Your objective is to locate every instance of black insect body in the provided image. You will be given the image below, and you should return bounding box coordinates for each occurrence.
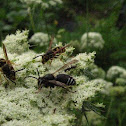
[0,44,25,85]
[41,50,55,64]
[33,36,69,64]
[0,44,16,84]
[2,63,16,81]
[26,60,78,91]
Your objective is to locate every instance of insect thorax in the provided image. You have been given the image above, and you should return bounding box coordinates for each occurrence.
[38,74,55,88]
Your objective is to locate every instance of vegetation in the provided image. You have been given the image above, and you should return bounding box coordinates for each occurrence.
[0,0,126,126]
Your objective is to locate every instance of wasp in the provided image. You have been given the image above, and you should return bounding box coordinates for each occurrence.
[0,43,24,85]
[26,59,78,91]
[33,36,70,64]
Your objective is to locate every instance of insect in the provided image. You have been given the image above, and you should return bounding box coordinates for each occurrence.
[0,43,24,85]
[33,36,70,64]
[26,59,78,91]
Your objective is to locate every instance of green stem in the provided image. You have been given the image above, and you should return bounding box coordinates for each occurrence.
[104,97,114,126]
[118,108,121,126]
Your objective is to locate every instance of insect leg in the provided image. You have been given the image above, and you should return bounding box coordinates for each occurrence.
[46,88,52,97]
[33,54,43,59]
[15,68,25,73]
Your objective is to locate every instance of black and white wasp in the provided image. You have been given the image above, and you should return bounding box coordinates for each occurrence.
[26,59,78,91]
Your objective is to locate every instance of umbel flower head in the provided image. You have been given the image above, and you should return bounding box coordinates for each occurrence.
[0,30,104,126]
[81,32,105,51]
[29,32,57,49]
[106,66,126,82]
[3,30,29,55]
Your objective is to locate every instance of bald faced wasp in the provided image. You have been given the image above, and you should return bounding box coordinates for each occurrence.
[33,36,70,64]
[26,59,78,91]
[0,43,24,85]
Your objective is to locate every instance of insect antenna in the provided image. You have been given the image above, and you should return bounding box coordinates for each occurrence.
[15,68,25,73]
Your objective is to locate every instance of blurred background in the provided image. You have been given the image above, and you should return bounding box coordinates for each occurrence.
[0,0,126,125]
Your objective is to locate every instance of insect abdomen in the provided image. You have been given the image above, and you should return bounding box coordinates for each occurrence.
[56,74,76,85]
[2,64,16,80]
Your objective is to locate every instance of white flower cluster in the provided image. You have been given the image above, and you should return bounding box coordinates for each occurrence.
[3,30,29,55]
[29,32,57,48]
[81,32,105,51]
[87,64,106,79]
[92,79,113,95]
[20,0,62,8]
[0,30,104,126]
[106,66,126,81]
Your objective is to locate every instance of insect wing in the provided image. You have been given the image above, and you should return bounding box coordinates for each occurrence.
[2,43,9,61]
[53,43,70,55]
[48,80,68,89]
[53,59,78,75]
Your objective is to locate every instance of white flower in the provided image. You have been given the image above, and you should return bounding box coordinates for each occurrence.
[88,64,106,79]
[29,32,57,48]
[3,30,29,55]
[92,79,113,95]
[81,32,105,50]
[106,66,126,81]
[20,0,63,8]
